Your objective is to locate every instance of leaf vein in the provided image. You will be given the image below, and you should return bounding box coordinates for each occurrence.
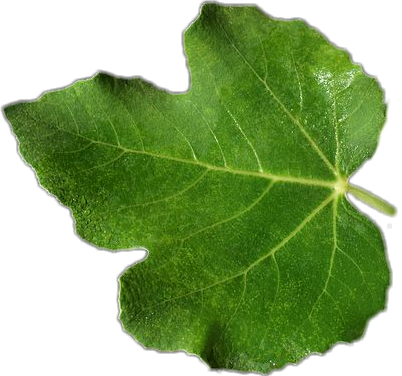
[65,104,80,135]
[289,47,304,112]
[71,87,100,138]
[52,123,336,188]
[190,101,227,166]
[217,20,336,175]
[118,169,209,211]
[54,141,94,154]
[115,96,145,151]
[180,180,275,241]
[306,198,338,319]
[212,273,248,350]
[336,246,375,304]
[245,194,334,272]
[222,102,264,173]
[93,98,122,147]
[80,151,126,172]
[138,82,198,160]
[133,194,333,314]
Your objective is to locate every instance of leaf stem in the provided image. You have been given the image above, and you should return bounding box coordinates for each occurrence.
[347,183,396,216]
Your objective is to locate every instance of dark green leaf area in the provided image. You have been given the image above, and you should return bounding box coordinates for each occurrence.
[120,197,388,373]
[187,4,385,178]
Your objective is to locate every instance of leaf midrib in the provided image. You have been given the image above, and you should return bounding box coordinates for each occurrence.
[55,125,337,189]
[215,19,338,176]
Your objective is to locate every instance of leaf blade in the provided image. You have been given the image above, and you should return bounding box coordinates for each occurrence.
[4,2,391,373]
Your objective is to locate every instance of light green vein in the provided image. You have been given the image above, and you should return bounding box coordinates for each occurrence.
[118,169,209,212]
[307,197,339,319]
[244,193,334,273]
[55,141,94,154]
[225,107,263,172]
[181,180,275,241]
[336,246,375,304]
[65,104,80,135]
[80,151,126,172]
[115,96,145,151]
[132,193,333,314]
[138,82,198,161]
[217,20,337,176]
[53,125,337,189]
[190,100,228,166]
[212,273,248,350]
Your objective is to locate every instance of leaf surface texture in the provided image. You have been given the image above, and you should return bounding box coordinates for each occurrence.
[4,3,389,373]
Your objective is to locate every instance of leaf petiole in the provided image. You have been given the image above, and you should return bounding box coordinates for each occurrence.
[347,183,396,216]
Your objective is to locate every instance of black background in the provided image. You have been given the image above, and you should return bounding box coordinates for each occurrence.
[0,1,402,375]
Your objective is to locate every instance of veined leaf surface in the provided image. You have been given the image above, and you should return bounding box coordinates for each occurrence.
[4,3,391,373]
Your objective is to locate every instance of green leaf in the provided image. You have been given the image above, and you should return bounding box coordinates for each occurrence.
[4,2,393,373]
